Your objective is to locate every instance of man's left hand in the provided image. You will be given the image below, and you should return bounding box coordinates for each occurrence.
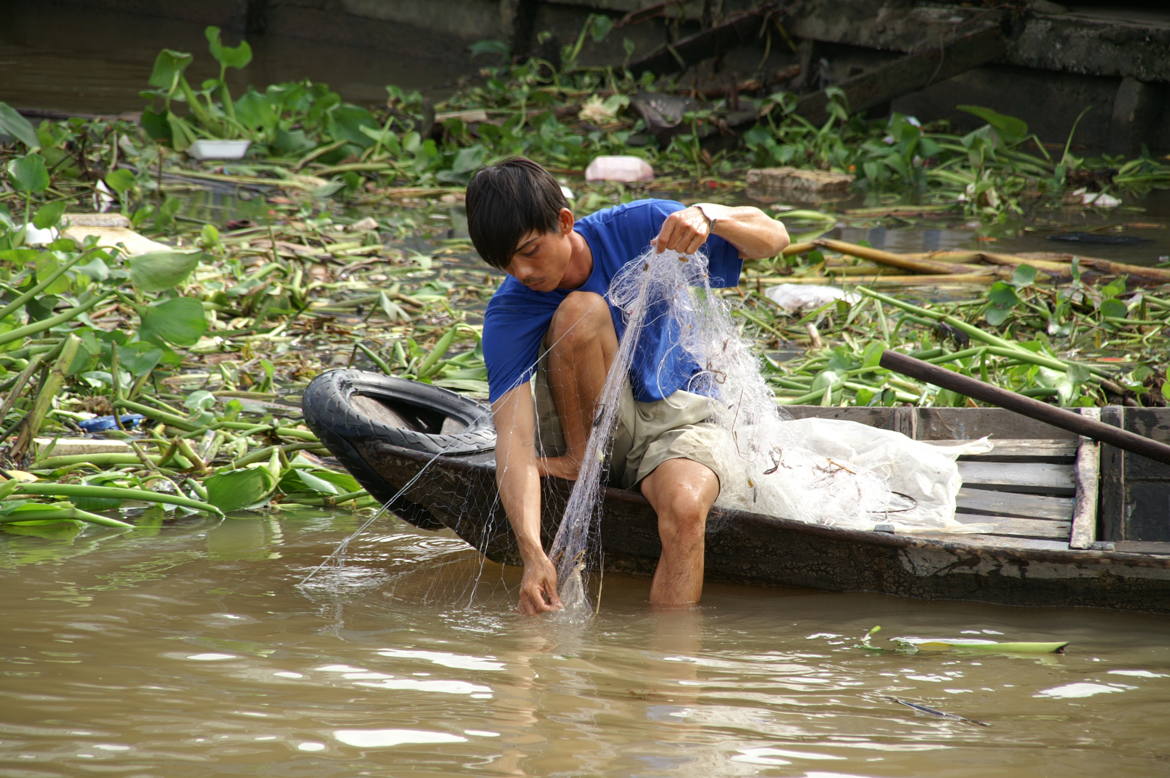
[653,205,715,255]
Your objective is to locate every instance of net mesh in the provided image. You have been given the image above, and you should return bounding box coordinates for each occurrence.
[546,246,985,616]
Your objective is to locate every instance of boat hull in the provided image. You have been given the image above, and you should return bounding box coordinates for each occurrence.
[357,436,1170,614]
[305,369,1170,613]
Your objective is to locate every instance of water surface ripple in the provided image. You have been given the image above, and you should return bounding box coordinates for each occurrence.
[1,515,1168,777]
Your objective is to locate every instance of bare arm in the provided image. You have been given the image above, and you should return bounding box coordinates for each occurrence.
[492,383,563,614]
[654,203,789,260]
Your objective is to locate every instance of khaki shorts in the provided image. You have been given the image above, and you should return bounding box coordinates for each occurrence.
[533,364,728,492]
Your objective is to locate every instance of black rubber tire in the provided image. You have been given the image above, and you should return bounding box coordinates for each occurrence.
[301,369,495,529]
[303,369,495,455]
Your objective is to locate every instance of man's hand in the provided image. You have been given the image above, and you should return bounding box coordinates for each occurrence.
[653,205,715,255]
[518,553,563,615]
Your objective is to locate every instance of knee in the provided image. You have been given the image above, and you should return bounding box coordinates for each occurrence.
[658,487,709,545]
[549,292,611,347]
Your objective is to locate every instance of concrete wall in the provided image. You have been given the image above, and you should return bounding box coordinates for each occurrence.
[10,0,1170,151]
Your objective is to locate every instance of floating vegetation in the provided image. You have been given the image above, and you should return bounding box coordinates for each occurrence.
[0,24,1168,530]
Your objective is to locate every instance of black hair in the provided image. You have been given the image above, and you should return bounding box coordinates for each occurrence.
[465,157,568,270]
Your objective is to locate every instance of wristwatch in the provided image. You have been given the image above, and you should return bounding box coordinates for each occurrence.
[695,203,717,233]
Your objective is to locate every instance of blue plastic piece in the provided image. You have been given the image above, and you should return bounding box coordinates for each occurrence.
[77,414,145,432]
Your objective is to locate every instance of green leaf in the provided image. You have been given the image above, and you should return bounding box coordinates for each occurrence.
[861,341,887,368]
[327,104,378,148]
[1011,264,1037,287]
[129,250,205,292]
[7,153,49,193]
[141,108,171,142]
[587,14,614,42]
[987,281,1019,308]
[148,49,194,91]
[0,101,39,150]
[205,466,278,513]
[234,90,276,133]
[139,297,208,346]
[104,168,137,197]
[985,307,1012,327]
[1099,298,1128,319]
[117,341,165,378]
[205,26,253,70]
[166,114,198,151]
[469,39,509,59]
[891,637,1068,654]
[32,201,66,229]
[1101,276,1128,299]
[284,468,341,495]
[957,105,1028,145]
[1162,368,1170,402]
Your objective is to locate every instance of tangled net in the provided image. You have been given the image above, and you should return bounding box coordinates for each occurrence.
[547,246,983,616]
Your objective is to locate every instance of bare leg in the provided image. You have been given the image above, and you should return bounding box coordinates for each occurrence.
[540,291,617,480]
[639,458,719,607]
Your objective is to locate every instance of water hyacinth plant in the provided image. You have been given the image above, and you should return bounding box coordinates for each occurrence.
[0,22,1168,530]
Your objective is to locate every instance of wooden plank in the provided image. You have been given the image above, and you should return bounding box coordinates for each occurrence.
[1070,408,1101,550]
[1118,406,1170,540]
[958,461,1075,493]
[1110,541,1170,555]
[956,488,1073,521]
[1098,406,1126,541]
[33,437,133,458]
[915,532,1072,552]
[628,7,773,77]
[795,25,1006,125]
[916,407,1080,442]
[961,438,1077,459]
[955,512,1070,540]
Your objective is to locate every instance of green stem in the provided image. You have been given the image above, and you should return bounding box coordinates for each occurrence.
[13,483,223,516]
[33,453,166,471]
[0,251,95,322]
[0,506,133,528]
[0,290,108,348]
[115,398,197,431]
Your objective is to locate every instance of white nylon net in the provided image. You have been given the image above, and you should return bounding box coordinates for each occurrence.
[548,246,986,616]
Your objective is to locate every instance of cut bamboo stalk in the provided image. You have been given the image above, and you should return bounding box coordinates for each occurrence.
[1076,256,1170,284]
[976,252,1072,279]
[782,241,818,256]
[755,274,999,286]
[813,238,1000,276]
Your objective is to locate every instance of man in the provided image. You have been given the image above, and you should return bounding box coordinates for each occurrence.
[466,157,789,614]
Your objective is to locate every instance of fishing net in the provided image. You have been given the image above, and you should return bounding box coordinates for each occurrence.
[548,246,987,615]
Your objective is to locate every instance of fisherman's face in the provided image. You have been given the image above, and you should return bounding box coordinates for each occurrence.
[504,208,574,293]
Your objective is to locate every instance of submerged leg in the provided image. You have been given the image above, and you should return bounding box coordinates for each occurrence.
[541,291,618,480]
[640,457,719,607]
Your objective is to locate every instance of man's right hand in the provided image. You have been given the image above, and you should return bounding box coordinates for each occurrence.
[518,554,563,615]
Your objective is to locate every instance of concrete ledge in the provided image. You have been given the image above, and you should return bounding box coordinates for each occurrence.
[787,0,1170,83]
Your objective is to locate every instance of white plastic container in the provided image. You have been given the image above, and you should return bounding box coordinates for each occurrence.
[188,140,251,160]
[584,155,654,183]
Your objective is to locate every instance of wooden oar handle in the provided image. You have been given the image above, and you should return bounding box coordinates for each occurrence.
[879,350,1170,466]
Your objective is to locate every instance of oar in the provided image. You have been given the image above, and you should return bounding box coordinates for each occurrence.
[879,350,1170,466]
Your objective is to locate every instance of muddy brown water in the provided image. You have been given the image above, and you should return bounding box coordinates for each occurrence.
[2,513,1168,777]
[6,15,1170,773]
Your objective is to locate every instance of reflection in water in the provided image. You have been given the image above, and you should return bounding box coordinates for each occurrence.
[1,513,1169,776]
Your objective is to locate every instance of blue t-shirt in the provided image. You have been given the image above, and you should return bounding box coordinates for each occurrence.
[482,199,742,403]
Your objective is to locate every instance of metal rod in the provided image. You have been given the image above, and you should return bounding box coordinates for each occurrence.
[879,350,1170,466]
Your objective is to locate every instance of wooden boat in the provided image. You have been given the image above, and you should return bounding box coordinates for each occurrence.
[302,369,1170,614]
